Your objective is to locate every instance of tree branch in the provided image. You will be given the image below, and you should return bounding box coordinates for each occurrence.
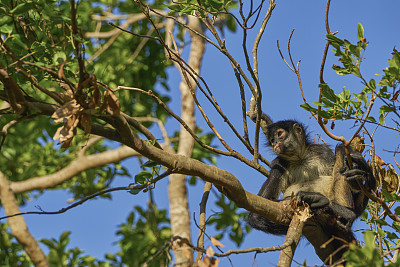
[10,145,138,193]
[0,172,48,267]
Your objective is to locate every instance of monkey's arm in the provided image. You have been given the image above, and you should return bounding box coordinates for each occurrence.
[296,191,330,209]
[340,148,377,217]
[340,150,377,192]
[296,191,357,231]
[250,112,273,137]
[247,158,289,235]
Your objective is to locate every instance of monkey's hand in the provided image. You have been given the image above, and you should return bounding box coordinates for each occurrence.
[250,113,273,124]
[296,191,330,209]
[340,153,376,192]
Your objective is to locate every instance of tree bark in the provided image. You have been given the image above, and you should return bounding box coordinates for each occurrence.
[10,145,138,193]
[278,208,309,267]
[167,15,205,266]
[0,172,49,267]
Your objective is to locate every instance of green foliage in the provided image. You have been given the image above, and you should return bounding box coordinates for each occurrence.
[36,205,171,267]
[0,0,174,264]
[112,205,171,267]
[40,232,108,267]
[344,231,400,266]
[168,0,237,17]
[0,222,33,266]
[344,231,387,266]
[301,23,400,127]
[0,0,171,201]
[207,194,250,246]
[166,0,237,34]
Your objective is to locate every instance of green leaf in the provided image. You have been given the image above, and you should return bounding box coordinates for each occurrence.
[0,16,12,27]
[391,52,400,69]
[367,79,376,90]
[0,23,13,34]
[372,218,388,226]
[40,239,57,249]
[312,101,328,107]
[300,103,314,112]
[377,227,385,237]
[141,160,159,168]
[348,44,360,58]
[380,105,396,113]
[59,231,71,242]
[128,188,141,195]
[364,231,375,249]
[381,188,400,201]
[10,2,35,15]
[320,83,337,102]
[12,34,29,50]
[53,51,67,65]
[326,34,344,46]
[134,171,152,184]
[357,23,364,41]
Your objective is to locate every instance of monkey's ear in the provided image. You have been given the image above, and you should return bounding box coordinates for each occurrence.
[293,123,303,136]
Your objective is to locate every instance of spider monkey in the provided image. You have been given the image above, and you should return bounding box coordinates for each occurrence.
[247,114,376,264]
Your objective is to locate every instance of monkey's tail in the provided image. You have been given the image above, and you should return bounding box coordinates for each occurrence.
[247,212,289,235]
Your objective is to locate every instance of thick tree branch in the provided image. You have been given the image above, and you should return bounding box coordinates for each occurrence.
[10,145,138,193]
[1,92,291,225]
[111,114,291,223]
[0,172,48,267]
[0,68,26,114]
[278,207,309,267]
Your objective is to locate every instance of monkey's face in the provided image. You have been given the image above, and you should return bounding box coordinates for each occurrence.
[267,122,306,159]
[269,128,287,154]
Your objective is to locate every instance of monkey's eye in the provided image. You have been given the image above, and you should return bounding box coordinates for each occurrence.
[276,129,285,137]
[269,138,274,144]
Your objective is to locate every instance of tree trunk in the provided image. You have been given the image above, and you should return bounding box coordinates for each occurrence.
[167,16,205,266]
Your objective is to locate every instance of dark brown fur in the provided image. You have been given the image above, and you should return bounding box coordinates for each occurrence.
[248,118,376,264]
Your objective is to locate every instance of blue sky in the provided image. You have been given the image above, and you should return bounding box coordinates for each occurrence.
[4,1,400,266]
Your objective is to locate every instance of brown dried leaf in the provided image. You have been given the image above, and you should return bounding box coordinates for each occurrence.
[210,237,224,248]
[61,137,74,149]
[100,90,120,115]
[80,113,92,134]
[91,87,101,108]
[350,135,365,153]
[211,258,219,267]
[53,126,63,142]
[62,115,79,141]
[57,92,74,102]
[205,246,214,258]
[58,62,66,80]
[391,89,400,101]
[198,257,219,267]
[53,114,80,148]
[106,90,120,115]
[79,74,96,90]
[52,100,82,123]
[198,258,209,267]
[374,155,386,166]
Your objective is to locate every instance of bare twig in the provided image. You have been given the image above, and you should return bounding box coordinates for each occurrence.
[1,169,172,221]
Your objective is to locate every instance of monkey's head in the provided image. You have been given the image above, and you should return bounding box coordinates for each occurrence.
[266,120,309,158]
